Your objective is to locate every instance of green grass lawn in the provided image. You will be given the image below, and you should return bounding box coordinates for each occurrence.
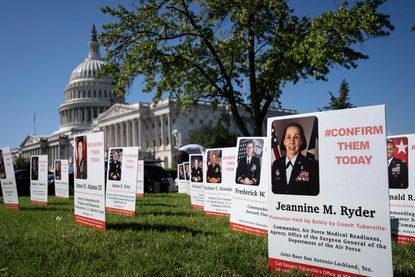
[0,194,414,276]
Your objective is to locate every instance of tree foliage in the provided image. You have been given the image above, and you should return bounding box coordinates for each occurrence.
[14,156,29,170]
[99,0,393,135]
[319,79,355,111]
[188,113,237,148]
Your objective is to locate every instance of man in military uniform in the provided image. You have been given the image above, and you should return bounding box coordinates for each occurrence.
[0,150,6,179]
[235,140,261,186]
[387,140,408,189]
[75,137,87,179]
[55,161,61,181]
[191,158,203,182]
[207,152,221,183]
[31,156,38,181]
[109,149,122,181]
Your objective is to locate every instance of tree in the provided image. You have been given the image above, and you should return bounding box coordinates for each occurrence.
[188,114,237,148]
[99,0,393,136]
[14,156,29,170]
[319,79,355,111]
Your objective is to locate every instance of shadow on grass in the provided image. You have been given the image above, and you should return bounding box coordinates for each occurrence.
[22,206,73,212]
[107,222,216,236]
[137,210,196,217]
[138,202,179,207]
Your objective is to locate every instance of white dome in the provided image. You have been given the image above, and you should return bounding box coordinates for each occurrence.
[70,58,106,82]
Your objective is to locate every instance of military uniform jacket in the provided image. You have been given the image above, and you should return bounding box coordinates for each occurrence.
[32,166,38,181]
[272,154,319,196]
[76,159,87,179]
[235,156,261,185]
[388,157,408,189]
[109,161,122,181]
[191,167,203,182]
[207,164,221,183]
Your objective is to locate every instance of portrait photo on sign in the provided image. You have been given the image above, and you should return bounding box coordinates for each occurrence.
[271,116,320,196]
[387,137,408,189]
[31,156,39,181]
[109,148,123,181]
[207,150,222,184]
[235,139,263,186]
[184,162,190,180]
[191,155,203,182]
[75,136,87,179]
[0,150,6,179]
[178,164,185,180]
[55,160,61,180]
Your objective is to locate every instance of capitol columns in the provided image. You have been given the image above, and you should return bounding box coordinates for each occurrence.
[126,120,132,147]
[132,119,137,146]
[160,115,165,149]
[115,123,120,146]
[138,119,143,149]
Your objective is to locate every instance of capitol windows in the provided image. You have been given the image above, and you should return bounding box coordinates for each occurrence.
[82,91,85,98]
[160,138,162,146]
[88,90,91,97]
[99,90,101,97]
[189,118,194,124]
[158,121,161,127]
[165,120,168,126]
[145,124,148,130]
[94,90,96,97]
[166,137,169,145]
[152,123,155,129]
[200,119,204,125]
[104,91,107,98]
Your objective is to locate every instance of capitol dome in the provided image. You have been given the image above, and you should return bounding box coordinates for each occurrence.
[58,25,115,131]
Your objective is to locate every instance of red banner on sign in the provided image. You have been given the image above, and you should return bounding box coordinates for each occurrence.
[106,207,135,216]
[396,234,415,244]
[191,204,203,210]
[204,210,229,217]
[230,222,267,235]
[74,215,106,232]
[31,200,47,205]
[268,258,368,277]
[5,203,19,209]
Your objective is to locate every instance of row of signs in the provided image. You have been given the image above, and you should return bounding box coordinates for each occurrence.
[0,142,145,217]
[1,105,414,276]
[175,105,414,276]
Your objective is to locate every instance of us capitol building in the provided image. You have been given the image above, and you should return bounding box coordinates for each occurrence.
[18,26,296,168]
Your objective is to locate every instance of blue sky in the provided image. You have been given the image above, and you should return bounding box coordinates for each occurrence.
[0,0,414,149]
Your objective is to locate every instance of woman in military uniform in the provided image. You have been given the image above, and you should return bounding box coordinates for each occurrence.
[271,122,319,196]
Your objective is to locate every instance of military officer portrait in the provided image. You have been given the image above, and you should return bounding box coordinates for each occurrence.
[31,156,39,181]
[191,155,203,182]
[178,164,185,180]
[0,150,6,179]
[207,150,222,183]
[75,136,87,179]
[184,162,190,180]
[235,139,262,186]
[387,138,408,189]
[271,119,319,196]
[55,160,62,181]
[109,149,123,181]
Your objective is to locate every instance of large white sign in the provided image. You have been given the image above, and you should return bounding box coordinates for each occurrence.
[204,147,236,217]
[388,134,415,244]
[30,155,48,205]
[230,137,268,235]
[267,106,393,276]
[106,147,138,215]
[190,154,205,210]
[136,160,144,197]
[54,159,69,198]
[74,132,106,231]
[0,147,19,209]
